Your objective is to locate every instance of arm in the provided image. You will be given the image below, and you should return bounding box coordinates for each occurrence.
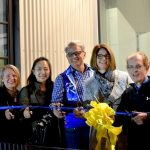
[18,87,32,118]
[18,87,30,105]
[114,91,130,127]
[51,75,65,103]
[51,75,66,118]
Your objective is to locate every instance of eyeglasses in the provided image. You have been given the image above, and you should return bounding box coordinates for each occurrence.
[66,51,83,57]
[127,65,144,70]
[97,54,110,59]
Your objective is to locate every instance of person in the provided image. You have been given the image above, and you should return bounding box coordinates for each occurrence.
[0,64,21,143]
[18,57,56,146]
[51,40,94,149]
[83,43,132,150]
[114,51,150,150]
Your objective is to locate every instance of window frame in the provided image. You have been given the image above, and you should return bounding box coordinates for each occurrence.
[0,0,14,65]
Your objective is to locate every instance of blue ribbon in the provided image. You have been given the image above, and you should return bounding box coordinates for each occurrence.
[0,105,133,116]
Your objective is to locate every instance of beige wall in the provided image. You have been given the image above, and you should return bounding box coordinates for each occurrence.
[99,0,150,72]
[19,0,98,86]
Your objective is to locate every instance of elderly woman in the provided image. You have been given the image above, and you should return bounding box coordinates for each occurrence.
[83,44,132,150]
[0,64,21,143]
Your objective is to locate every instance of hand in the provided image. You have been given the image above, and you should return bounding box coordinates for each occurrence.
[73,107,85,118]
[131,111,147,125]
[5,109,15,120]
[51,102,66,119]
[23,107,33,118]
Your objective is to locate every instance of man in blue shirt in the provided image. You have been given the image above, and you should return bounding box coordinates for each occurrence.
[52,40,93,149]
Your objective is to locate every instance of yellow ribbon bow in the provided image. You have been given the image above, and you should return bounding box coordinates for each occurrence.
[84,101,122,150]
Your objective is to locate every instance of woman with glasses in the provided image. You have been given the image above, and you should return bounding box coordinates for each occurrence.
[18,57,56,146]
[0,64,21,143]
[83,43,132,150]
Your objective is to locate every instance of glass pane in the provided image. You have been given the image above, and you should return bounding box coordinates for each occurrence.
[0,24,8,57]
[0,59,7,68]
[0,0,7,21]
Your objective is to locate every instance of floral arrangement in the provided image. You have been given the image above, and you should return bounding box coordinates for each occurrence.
[84,101,122,150]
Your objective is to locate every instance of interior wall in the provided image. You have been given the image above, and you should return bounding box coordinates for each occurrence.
[99,0,150,72]
[19,0,98,86]
[106,8,136,71]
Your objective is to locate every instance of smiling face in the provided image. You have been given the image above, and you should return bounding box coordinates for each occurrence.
[127,54,149,84]
[33,60,51,83]
[3,68,19,90]
[96,48,110,73]
[66,45,86,70]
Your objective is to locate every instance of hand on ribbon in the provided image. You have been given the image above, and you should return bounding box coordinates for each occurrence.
[51,102,66,119]
[23,107,33,118]
[5,109,15,120]
[131,111,147,125]
[73,107,85,118]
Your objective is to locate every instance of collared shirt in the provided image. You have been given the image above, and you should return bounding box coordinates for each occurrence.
[52,64,93,104]
[134,76,149,90]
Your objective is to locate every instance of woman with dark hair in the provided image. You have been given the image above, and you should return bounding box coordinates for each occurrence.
[18,57,56,146]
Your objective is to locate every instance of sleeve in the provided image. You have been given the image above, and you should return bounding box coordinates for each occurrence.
[18,87,30,105]
[114,91,130,127]
[146,112,150,121]
[51,75,65,103]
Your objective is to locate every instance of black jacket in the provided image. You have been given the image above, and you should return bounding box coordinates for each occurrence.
[114,77,150,150]
[0,86,20,143]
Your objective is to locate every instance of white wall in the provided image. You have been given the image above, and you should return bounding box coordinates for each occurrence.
[19,0,99,86]
[106,8,137,71]
[139,32,150,75]
[139,32,150,58]
[99,0,150,72]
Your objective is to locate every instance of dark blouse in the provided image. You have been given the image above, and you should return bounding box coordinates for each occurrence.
[0,85,20,143]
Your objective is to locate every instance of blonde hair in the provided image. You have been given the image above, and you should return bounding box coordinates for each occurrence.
[0,64,21,88]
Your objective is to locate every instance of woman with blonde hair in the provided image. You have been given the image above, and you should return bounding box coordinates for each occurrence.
[0,64,21,143]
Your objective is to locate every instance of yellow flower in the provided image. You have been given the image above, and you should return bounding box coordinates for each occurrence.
[84,101,122,150]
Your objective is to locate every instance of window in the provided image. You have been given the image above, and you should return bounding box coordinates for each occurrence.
[0,0,13,68]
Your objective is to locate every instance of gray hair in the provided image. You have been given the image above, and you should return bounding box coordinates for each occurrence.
[64,40,85,53]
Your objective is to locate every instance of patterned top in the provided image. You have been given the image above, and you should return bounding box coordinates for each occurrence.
[52,64,94,105]
[83,69,132,110]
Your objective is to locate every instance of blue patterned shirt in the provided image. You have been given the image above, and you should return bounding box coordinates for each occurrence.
[52,64,94,104]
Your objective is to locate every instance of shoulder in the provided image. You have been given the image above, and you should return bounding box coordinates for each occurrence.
[18,86,29,96]
[0,86,7,98]
[54,67,71,82]
[0,86,4,92]
[18,86,31,104]
[115,70,128,76]
[115,70,132,81]
[84,75,96,87]
[54,74,64,82]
